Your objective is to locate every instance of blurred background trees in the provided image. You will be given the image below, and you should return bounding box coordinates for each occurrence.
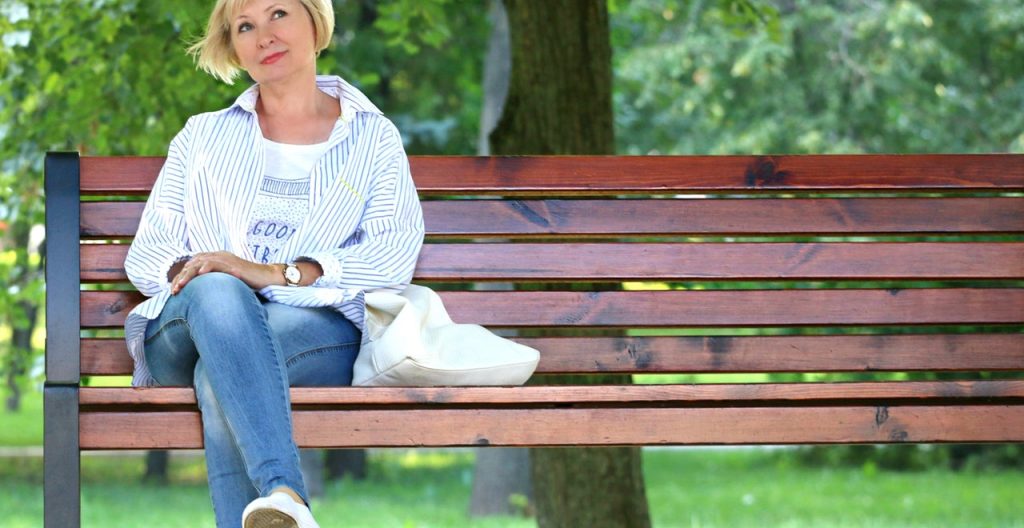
[1,0,1022,515]
[613,0,1024,154]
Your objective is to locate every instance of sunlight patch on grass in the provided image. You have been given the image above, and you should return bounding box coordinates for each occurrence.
[623,281,673,291]
[395,449,474,470]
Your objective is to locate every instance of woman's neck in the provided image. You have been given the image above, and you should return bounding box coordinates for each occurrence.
[256,77,332,120]
[255,76,341,144]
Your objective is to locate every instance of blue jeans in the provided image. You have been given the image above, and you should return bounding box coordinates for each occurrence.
[143,272,360,527]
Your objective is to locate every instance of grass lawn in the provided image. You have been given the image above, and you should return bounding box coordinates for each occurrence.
[1,447,1022,527]
[0,387,43,447]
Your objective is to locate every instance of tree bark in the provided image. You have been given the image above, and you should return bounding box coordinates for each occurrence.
[490,0,615,155]
[490,2,650,527]
[469,2,535,518]
[530,436,650,528]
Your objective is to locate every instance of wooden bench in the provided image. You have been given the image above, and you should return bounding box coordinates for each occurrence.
[44,152,1024,526]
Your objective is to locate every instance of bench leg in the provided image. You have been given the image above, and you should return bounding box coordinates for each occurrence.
[44,384,80,528]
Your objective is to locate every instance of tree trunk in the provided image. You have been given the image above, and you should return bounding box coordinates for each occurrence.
[478,0,512,156]
[526,374,650,528]
[4,370,19,412]
[300,449,326,497]
[490,0,615,155]
[143,450,169,485]
[470,448,533,517]
[469,1,535,519]
[490,2,650,527]
[5,300,35,411]
[530,439,649,528]
[325,449,368,481]
[5,301,36,412]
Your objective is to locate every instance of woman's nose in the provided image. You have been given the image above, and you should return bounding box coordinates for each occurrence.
[257,28,274,48]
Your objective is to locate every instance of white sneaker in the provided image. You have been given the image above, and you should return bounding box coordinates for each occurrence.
[241,491,321,528]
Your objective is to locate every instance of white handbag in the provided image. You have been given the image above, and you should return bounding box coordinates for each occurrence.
[353,284,540,387]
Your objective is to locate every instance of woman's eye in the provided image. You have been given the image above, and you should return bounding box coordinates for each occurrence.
[237,9,284,33]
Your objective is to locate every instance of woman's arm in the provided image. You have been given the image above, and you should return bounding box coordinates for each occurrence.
[167,252,324,294]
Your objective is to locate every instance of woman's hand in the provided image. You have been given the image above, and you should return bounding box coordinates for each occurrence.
[171,251,281,294]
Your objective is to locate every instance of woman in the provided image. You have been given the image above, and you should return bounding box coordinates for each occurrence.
[123,0,424,526]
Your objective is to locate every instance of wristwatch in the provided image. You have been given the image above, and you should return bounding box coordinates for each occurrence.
[284,264,301,287]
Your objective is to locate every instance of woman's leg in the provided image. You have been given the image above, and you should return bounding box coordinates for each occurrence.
[264,300,361,504]
[264,301,361,387]
[144,272,305,526]
[144,272,361,526]
[192,360,260,526]
[230,302,361,526]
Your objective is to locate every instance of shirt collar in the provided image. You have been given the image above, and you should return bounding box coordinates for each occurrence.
[232,75,384,124]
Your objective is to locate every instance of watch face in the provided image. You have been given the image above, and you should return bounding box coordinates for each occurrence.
[285,265,301,285]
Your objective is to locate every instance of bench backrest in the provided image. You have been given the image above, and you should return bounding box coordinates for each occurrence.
[45,153,1024,447]
[62,153,1024,374]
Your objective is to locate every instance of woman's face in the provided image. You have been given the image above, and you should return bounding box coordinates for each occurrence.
[231,0,318,85]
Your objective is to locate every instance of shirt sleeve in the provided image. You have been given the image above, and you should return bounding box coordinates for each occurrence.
[299,122,424,292]
[124,119,194,297]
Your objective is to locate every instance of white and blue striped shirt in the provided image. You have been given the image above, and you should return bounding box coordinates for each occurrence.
[124,75,425,387]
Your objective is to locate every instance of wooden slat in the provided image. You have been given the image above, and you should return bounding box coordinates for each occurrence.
[79,155,1024,194]
[80,157,163,193]
[80,198,1024,238]
[78,381,1024,407]
[80,288,1024,328]
[82,290,144,328]
[81,339,129,375]
[81,201,144,238]
[419,198,1024,236]
[81,244,130,282]
[411,242,1024,280]
[79,405,1024,449]
[80,334,1024,376]
[80,242,1024,283]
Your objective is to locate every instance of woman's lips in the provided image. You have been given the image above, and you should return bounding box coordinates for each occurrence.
[261,51,286,65]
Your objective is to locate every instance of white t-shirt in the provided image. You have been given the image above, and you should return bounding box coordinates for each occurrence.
[246,138,331,264]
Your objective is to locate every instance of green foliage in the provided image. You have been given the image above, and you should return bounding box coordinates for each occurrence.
[613,0,1024,154]
[373,0,454,54]
[791,443,1024,473]
[0,0,239,402]
[1,0,237,158]
[713,0,782,41]
[790,444,950,472]
[328,0,487,154]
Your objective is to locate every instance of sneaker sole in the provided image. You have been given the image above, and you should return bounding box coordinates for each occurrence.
[243,508,299,528]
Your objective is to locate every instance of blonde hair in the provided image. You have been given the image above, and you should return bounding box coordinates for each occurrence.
[187,0,334,84]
